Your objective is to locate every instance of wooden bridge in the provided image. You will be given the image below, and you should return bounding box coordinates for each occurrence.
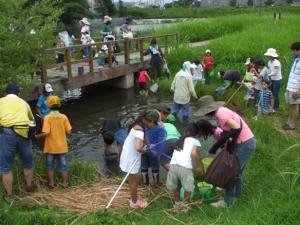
[27,33,179,100]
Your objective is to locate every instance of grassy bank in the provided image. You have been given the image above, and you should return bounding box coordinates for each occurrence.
[1,13,300,225]
[129,6,300,19]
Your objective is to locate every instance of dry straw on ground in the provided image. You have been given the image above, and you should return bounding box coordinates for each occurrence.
[20,178,149,213]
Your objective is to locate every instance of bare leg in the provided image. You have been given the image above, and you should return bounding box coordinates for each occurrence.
[174,187,180,202]
[183,191,191,203]
[62,172,69,188]
[2,172,13,196]
[24,169,33,187]
[287,104,299,128]
[47,171,55,186]
[163,163,170,171]
[129,174,139,203]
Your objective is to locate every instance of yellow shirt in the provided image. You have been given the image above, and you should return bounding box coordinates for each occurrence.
[0,94,34,138]
[42,111,72,154]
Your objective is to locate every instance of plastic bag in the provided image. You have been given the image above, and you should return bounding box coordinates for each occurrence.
[162,60,170,79]
[150,82,159,93]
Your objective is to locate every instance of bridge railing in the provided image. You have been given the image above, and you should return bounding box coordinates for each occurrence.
[42,33,179,83]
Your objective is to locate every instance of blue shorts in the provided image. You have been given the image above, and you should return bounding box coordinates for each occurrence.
[114,128,128,145]
[46,154,68,172]
[0,128,33,173]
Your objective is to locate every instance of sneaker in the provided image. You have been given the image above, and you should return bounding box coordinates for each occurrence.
[282,123,295,131]
[210,199,227,208]
[129,198,148,208]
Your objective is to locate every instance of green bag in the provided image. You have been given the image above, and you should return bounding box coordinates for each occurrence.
[209,69,216,77]
[245,72,254,81]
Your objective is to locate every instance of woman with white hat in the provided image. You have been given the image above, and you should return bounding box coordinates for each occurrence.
[264,48,282,111]
[194,95,256,208]
[79,17,91,35]
[101,15,112,41]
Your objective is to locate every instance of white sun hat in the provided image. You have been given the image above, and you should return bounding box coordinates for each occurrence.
[244,57,251,65]
[205,49,211,53]
[45,83,53,93]
[264,48,278,57]
[104,15,112,23]
[80,17,90,26]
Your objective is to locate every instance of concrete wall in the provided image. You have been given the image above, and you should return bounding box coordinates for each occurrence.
[107,72,135,89]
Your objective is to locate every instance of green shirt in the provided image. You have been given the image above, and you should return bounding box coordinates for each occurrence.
[164,123,181,140]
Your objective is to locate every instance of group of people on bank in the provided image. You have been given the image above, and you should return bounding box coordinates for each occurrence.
[0,39,300,213]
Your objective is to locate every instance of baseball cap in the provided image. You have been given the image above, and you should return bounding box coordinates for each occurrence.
[45,83,53,93]
[47,95,61,108]
[5,83,20,95]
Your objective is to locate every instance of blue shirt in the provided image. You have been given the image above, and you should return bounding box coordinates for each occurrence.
[36,95,50,116]
[258,89,272,110]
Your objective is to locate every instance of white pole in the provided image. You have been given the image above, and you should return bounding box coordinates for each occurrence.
[105,157,139,209]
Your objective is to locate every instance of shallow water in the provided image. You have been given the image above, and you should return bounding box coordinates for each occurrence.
[57,85,214,175]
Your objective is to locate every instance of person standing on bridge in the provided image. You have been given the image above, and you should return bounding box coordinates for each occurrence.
[101,15,113,41]
[171,61,198,121]
[0,84,36,198]
[144,38,163,81]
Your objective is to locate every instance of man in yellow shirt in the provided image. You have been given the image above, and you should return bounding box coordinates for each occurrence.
[0,84,35,197]
[35,96,72,189]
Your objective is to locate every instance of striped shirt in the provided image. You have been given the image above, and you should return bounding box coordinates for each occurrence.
[258,89,273,111]
[287,57,300,92]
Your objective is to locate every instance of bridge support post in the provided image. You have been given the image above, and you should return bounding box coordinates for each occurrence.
[108,72,134,89]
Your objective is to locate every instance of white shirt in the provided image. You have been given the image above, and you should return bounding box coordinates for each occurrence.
[170,137,201,169]
[119,128,144,174]
[192,64,203,80]
[267,59,282,81]
[287,57,300,92]
[80,25,90,35]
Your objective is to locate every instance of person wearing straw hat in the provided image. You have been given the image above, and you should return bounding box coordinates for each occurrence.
[171,61,198,121]
[194,95,256,208]
[101,15,112,41]
[264,48,282,111]
[282,42,300,131]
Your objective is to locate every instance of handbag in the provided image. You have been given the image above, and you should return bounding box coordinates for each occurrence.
[122,31,133,39]
[204,120,243,189]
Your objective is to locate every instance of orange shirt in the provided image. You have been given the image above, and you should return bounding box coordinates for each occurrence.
[42,111,72,154]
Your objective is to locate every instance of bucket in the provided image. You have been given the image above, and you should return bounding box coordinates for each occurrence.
[78,66,84,75]
[197,182,214,200]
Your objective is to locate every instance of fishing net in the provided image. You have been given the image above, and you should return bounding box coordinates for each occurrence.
[145,126,167,158]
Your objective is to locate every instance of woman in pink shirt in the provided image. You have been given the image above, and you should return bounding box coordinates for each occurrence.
[195,95,256,208]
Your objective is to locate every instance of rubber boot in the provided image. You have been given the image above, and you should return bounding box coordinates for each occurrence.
[152,173,162,186]
[141,172,149,186]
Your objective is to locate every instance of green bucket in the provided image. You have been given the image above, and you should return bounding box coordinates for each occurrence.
[197,182,214,201]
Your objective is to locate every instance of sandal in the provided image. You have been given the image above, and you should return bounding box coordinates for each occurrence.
[282,123,295,131]
[129,198,148,208]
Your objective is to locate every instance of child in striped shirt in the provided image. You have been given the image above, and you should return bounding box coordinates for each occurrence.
[256,80,274,118]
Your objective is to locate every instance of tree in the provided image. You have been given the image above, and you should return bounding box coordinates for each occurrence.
[247,0,254,6]
[0,0,62,85]
[102,0,117,16]
[265,0,274,5]
[118,0,128,17]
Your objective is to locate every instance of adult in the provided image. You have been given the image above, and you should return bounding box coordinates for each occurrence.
[282,42,300,131]
[219,70,242,90]
[80,17,91,60]
[264,48,282,111]
[195,95,256,207]
[36,83,54,120]
[0,84,35,197]
[79,17,91,36]
[100,15,112,41]
[144,38,163,81]
[171,61,198,121]
[120,17,133,39]
[202,49,214,85]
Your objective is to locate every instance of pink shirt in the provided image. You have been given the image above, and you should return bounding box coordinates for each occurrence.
[138,70,148,83]
[215,107,254,144]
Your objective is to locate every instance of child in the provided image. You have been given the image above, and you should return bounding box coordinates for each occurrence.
[81,31,92,60]
[256,80,274,118]
[138,68,151,96]
[35,96,72,189]
[160,114,181,171]
[142,110,166,186]
[119,115,148,208]
[202,49,214,85]
[166,123,204,212]
[192,59,204,86]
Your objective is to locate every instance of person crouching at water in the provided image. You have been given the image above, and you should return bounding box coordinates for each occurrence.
[119,115,148,208]
[166,123,204,213]
[35,96,72,189]
[195,95,256,208]
[142,110,166,186]
[101,119,128,159]
[160,114,181,171]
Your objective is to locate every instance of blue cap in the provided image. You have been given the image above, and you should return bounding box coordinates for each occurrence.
[5,83,20,95]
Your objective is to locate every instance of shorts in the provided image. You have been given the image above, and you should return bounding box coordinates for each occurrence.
[46,154,68,172]
[114,128,128,145]
[285,90,300,104]
[166,164,194,192]
[0,128,33,173]
[139,82,147,91]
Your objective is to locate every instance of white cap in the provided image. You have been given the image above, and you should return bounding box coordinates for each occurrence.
[245,57,251,65]
[264,48,278,58]
[205,49,211,53]
[45,83,53,93]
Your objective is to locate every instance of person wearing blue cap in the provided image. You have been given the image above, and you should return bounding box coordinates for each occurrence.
[0,84,35,197]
